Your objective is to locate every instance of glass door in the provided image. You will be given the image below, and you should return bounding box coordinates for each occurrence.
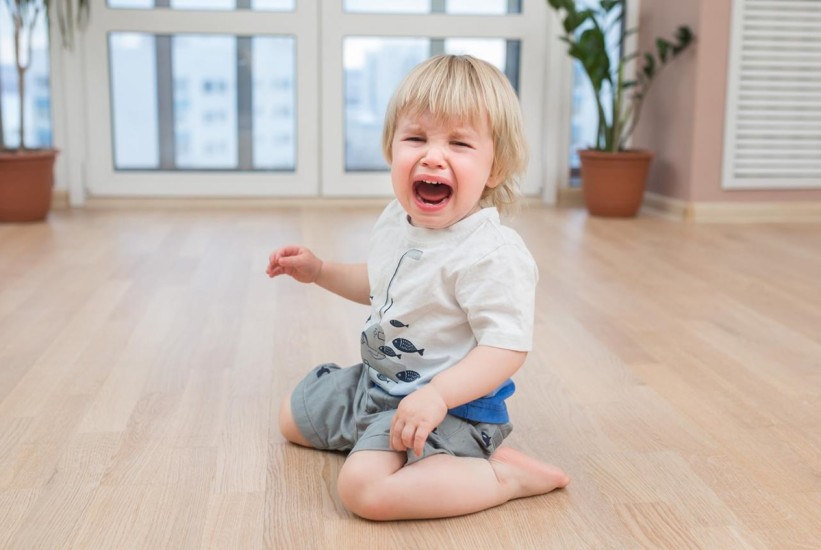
[81,0,319,197]
[75,0,553,199]
[321,0,549,197]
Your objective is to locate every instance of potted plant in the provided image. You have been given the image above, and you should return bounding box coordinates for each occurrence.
[0,0,89,222]
[546,0,694,217]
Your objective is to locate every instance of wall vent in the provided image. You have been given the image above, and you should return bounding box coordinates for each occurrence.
[722,0,821,189]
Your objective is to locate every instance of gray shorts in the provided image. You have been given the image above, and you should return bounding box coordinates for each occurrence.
[291,363,512,465]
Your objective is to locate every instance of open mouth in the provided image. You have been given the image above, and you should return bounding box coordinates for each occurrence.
[413,180,453,206]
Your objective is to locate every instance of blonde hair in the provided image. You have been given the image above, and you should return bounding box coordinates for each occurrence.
[382,54,528,214]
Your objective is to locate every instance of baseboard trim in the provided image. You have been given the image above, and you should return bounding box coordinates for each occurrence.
[557,187,584,208]
[54,194,548,211]
[643,192,821,223]
[81,196,394,210]
[641,192,691,221]
[52,189,69,209]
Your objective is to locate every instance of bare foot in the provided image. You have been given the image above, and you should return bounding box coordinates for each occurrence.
[489,447,570,500]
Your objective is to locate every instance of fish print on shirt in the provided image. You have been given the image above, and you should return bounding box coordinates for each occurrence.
[362,322,407,382]
[361,248,424,384]
[361,324,386,361]
[378,346,402,359]
[396,370,420,383]
[392,338,425,356]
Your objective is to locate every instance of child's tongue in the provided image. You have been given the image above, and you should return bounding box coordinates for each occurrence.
[416,182,451,204]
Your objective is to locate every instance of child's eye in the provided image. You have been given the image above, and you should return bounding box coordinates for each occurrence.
[404,136,424,143]
[452,141,472,148]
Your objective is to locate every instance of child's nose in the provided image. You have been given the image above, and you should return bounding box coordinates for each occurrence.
[421,145,446,169]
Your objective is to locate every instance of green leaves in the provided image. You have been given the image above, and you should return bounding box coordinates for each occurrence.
[601,0,624,12]
[644,25,695,80]
[655,27,693,63]
[656,38,671,63]
[545,0,694,151]
[577,27,610,92]
[674,25,695,53]
[563,8,596,34]
[642,53,656,80]
[547,0,575,12]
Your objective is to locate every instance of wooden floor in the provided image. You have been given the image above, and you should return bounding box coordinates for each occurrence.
[0,204,819,549]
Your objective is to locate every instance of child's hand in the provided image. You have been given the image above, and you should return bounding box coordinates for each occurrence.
[266,245,323,284]
[390,384,448,457]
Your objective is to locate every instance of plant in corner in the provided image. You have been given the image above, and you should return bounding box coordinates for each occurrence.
[0,0,89,222]
[546,0,694,217]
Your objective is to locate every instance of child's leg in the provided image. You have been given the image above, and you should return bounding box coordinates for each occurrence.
[278,391,314,448]
[337,448,569,521]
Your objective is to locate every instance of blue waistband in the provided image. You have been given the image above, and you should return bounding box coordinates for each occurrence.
[447,379,515,424]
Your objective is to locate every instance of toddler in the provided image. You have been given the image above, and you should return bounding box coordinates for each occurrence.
[267,54,568,520]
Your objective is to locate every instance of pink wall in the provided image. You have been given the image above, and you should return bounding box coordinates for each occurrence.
[634,0,821,203]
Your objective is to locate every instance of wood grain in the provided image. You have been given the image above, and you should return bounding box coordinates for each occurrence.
[0,205,819,548]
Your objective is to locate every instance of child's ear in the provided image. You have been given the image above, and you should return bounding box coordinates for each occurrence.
[486,171,502,189]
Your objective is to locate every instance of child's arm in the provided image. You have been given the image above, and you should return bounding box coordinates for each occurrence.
[266,245,370,305]
[389,345,526,457]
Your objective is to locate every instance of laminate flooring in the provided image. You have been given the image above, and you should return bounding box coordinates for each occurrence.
[0,205,819,549]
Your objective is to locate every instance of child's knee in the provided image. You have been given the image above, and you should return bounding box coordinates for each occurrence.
[337,452,403,521]
[278,394,312,447]
[338,462,383,520]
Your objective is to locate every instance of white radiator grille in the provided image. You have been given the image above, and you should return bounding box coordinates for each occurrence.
[722,0,821,189]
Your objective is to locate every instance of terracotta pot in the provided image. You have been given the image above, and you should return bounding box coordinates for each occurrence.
[0,149,58,222]
[578,149,654,218]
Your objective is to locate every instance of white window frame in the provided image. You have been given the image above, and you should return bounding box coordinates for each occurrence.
[51,0,567,204]
[68,0,319,199]
[320,1,552,198]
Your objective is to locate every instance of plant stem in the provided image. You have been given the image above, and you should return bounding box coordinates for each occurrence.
[13,11,26,151]
[619,94,641,150]
[611,61,625,152]
[595,96,608,150]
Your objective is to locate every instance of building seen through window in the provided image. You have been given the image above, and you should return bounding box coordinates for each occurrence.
[0,1,51,149]
[0,0,613,184]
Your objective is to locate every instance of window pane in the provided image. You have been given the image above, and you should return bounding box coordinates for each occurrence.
[173,35,237,169]
[444,38,519,94]
[444,38,507,77]
[570,62,598,172]
[251,0,294,10]
[171,0,235,10]
[107,0,154,9]
[344,0,430,13]
[107,0,294,11]
[109,32,296,172]
[344,38,429,171]
[447,0,516,15]
[253,37,295,170]
[0,1,52,149]
[344,37,519,172]
[110,33,160,169]
[344,0,520,14]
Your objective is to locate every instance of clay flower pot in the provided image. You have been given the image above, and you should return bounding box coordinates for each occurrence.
[0,149,58,222]
[578,149,654,218]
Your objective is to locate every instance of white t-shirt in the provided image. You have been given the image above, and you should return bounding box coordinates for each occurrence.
[361,200,538,397]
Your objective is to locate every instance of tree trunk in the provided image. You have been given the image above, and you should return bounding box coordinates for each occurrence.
[17,66,26,151]
[13,18,27,151]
